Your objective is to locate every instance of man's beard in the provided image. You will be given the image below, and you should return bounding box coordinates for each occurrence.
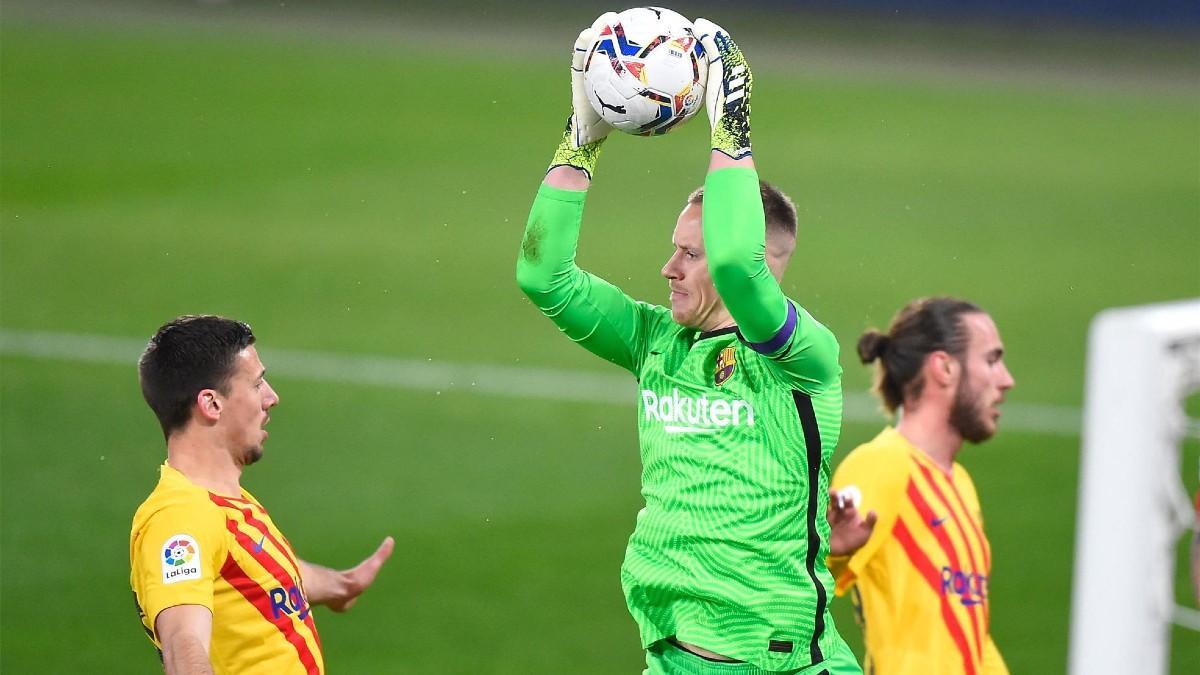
[238,445,264,467]
[949,374,994,444]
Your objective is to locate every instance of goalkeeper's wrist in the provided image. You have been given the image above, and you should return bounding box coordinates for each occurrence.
[548,134,605,179]
[711,121,752,160]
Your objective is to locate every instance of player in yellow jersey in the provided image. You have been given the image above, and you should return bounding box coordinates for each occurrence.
[825,298,1014,675]
[130,315,394,675]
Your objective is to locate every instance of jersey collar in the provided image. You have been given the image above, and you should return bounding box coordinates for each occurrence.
[695,325,740,342]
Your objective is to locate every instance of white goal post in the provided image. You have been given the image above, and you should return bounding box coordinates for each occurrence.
[1069,299,1200,675]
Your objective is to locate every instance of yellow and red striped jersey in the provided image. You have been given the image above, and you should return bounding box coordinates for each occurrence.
[130,463,324,674]
[829,428,1007,675]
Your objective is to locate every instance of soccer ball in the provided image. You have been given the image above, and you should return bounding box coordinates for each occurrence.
[582,7,707,136]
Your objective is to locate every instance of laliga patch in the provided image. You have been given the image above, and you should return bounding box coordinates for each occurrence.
[714,346,737,386]
[161,534,202,584]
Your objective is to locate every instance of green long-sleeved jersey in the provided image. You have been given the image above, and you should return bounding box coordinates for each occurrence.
[517,168,848,671]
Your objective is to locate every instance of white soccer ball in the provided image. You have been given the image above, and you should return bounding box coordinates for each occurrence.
[582,7,707,136]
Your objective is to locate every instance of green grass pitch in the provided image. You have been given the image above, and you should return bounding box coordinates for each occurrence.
[2,6,1198,672]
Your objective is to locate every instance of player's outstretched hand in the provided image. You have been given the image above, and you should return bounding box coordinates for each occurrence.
[694,18,752,160]
[827,488,877,557]
[549,13,617,179]
[325,536,395,613]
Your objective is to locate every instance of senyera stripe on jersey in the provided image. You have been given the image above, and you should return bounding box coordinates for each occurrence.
[935,467,993,571]
[222,518,324,654]
[910,460,991,640]
[905,480,984,661]
[220,554,321,675]
[209,494,303,580]
[791,391,828,665]
[910,461,991,598]
[892,518,977,675]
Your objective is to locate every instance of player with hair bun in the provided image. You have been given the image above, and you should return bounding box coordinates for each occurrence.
[827,297,1014,675]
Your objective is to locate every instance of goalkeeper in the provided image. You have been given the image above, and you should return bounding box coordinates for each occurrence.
[517,14,861,675]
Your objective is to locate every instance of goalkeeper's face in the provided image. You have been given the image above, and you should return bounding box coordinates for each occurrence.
[661,203,731,331]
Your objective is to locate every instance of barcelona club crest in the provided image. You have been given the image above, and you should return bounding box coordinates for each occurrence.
[714,346,737,387]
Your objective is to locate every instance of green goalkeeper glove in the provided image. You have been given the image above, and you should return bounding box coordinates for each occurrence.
[695,18,752,160]
[548,14,617,179]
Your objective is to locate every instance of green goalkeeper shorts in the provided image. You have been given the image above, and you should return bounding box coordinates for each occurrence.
[643,639,862,675]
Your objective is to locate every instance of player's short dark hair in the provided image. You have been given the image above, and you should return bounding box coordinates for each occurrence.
[857,297,983,414]
[687,179,797,241]
[138,315,256,439]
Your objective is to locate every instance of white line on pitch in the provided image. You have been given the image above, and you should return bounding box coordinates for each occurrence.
[0,328,1082,435]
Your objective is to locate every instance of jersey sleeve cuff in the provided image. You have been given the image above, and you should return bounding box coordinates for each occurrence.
[705,165,760,186]
[537,182,588,203]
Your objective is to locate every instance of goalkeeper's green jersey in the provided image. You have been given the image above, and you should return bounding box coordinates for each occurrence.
[517,168,850,672]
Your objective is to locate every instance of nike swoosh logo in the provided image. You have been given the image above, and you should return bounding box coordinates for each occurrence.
[961,597,983,606]
[931,516,948,527]
[253,535,265,553]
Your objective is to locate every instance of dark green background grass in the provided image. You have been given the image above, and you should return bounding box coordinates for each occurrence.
[2,3,1198,672]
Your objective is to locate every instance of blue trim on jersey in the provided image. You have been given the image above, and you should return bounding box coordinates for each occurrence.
[747,301,797,355]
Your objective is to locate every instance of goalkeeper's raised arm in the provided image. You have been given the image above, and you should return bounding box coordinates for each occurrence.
[695,18,839,392]
[515,15,655,375]
[543,15,614,191]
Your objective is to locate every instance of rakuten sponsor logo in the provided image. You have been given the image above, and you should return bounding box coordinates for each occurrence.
[641,388,755,434]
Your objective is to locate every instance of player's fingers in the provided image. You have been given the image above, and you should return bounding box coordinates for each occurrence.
[837,485,863,510]
[695,36,719,64]
[575,11,616,73]
[368,536,396,569]
[352,536,396,583]
[573,27,597,67]
[693,17,726,40]
[831,505,857,527]
[692,18,727,58]
[376,535,396,559]
[589,11,620,34]
[828,498,846,518]
[864,510,879,528]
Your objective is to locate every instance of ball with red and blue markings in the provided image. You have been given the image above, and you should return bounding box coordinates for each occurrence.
[582,7,708,136]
